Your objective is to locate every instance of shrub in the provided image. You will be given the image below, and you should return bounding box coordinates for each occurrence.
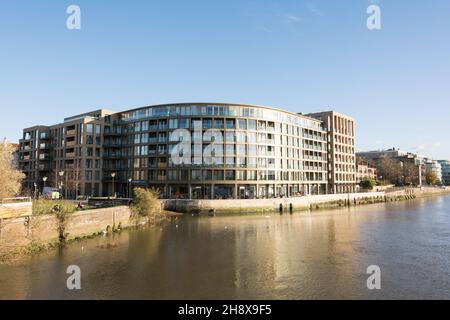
[131,188,161,217]
[360,179,376,190]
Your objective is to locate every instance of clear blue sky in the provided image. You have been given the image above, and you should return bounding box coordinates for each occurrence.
[1,0,450,158]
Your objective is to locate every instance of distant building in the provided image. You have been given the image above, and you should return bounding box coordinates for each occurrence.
[357,148,408,160]
[357,148,424,186]
[356,160,377,183]
[438,160,450,185]
[424,159,442,184]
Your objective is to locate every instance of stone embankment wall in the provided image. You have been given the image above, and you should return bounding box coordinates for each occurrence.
[164,187,450,214]
[0,206,137,257]
[163,192,387,214]
[0,201,32,219]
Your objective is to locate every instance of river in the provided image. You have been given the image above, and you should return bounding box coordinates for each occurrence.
[1,196,450,300]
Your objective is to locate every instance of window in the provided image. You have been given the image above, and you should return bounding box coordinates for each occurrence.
[226,132,235,143]
[214,119,224,129]
[226,119,235,129]
[142,121,149,131]
[179,118,189,129]
[247,171,257,180]
[203,119,212,129]
[213,170,224,180]
[226,157,235,167]
[191,170,202,180]
[86,124,94,134]
[238,119,247,130]
[236,157,246,167]
[236,171,246,180]
[225,170,235,180]
[169,119,178,129]
[226,144,235,155]
[237,145,246,155]
[203,170,213,180]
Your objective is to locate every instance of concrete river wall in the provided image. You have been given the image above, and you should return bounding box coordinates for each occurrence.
[0,206,136,257]
[164,187,450,214]
[164,192,387,214]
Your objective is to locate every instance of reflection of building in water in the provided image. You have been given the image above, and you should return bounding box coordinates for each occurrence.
[230,213,364,299]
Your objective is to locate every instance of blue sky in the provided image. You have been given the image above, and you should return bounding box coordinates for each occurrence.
[1,0,450,158]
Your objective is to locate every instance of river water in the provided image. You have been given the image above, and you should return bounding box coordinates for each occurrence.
[1,196,450,300]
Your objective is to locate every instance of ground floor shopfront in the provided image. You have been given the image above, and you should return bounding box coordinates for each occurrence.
[165,183,328,199]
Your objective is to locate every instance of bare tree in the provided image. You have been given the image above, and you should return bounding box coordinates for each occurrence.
[0,140,25,198]
[377,157,402,184]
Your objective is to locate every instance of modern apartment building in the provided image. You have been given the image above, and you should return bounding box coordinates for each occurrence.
[19,110,115,198]
[307,111,357,193]
[424,159,442,184]
[438,160,450,185]
[19,103,357,199]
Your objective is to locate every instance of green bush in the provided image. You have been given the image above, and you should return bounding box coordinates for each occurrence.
[131,188,161,217]
[32,200,76,216]
[360,179,376,190]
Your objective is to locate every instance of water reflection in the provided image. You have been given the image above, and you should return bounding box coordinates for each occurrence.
[1,196,450,299]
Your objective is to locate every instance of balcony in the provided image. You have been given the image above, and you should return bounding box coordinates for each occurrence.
[38,164,50,171]
[39,143,50,150]
[103,130,122,136]
[23,155,30,161]
[66,129,76,136]
[66,152,75,158]
[39,153,50,160]
[65,140,76,147]
[39,132,50,140]
[23,145,31,151]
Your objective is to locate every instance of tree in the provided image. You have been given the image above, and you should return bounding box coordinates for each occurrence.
[403,162,420,185]
[377,157,402,184]
[425,171,439,186]
[131,188,161,217]
[360,178,376,190]
[0,140,25,198]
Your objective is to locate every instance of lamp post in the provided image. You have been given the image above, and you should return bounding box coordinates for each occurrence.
[58,171,64,199]
[42,176,48,190]
[128,178,132,199]
[33,182,37,199]
[111,173,116,198]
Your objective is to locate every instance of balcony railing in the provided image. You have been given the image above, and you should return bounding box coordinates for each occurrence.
[66,129,76,136]
[66,140,76,147]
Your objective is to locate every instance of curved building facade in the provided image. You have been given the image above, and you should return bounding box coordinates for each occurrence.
[104,103,332,199]
[19,103,356,199]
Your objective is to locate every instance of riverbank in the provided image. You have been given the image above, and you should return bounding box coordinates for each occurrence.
[0,205,175,262]
[163,187,450,215]
[1,187,449,261]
